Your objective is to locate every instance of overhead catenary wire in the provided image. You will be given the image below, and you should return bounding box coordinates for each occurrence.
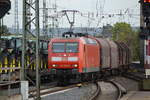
[96,0,106,28]
[5,0,140,31]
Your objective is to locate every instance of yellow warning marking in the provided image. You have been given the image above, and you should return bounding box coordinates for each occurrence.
[0,62,2,73]
[4,57,8,73]
[12,58,15,71]
[10,62,13,72]
[18,59,21,68]
[44,63,47,69]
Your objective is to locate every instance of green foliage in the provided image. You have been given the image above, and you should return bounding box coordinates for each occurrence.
[111,22,140,61]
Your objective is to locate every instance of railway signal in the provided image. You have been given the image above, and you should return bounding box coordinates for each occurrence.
[142,0,150,17]
[144,0,150,2]
[140,0,150,78]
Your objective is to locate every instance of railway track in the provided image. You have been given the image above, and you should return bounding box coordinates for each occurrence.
[1,79,131,100]
[122,71,144,82]
[0,81,58,97]
[122,62,145,82]
[89,82,101,100]
[29,82,101,100]
[104,80,127,100]
[0,81,20,90]
[29,83,85,99]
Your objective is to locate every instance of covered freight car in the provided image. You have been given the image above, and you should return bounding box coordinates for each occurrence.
[96,38,111,69]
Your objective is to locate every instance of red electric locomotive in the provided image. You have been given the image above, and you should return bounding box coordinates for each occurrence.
[48,34,100,82]
[48,33,130,83]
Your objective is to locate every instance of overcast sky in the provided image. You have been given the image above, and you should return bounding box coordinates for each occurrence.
[3,0,140,28]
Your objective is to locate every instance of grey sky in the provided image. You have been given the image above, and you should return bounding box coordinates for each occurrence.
[3,0,140,28]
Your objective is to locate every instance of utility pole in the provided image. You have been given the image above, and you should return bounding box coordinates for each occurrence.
[36,0,40,99]
[43,0,48,36]
[22,0,26,81]
[14,0,19,34]
[22,0,40,99]
[0,19,1,38]
[140,0,145,68]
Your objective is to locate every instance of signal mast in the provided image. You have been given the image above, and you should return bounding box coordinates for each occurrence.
[140,0,150,78]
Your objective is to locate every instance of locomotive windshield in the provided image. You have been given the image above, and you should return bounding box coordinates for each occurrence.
[52,42,78,53]
[66,43,78,53]
[52,43,65,53]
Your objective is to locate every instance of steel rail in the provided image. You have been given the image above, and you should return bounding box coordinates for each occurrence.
[105,80,126,100]
[89,82,101,100]
[29,83,83,98]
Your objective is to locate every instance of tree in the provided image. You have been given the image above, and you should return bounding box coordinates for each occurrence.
[130,30,140,61]
[111,22,140,61]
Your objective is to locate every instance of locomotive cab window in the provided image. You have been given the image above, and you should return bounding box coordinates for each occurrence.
[52,43,65,53]
[66,43,78,53]
[52,42,78,53]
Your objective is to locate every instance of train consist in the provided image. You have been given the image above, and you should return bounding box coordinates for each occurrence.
[48,33,131,83]
[0,33,130,84]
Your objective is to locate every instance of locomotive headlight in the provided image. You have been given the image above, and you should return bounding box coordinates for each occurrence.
[52,64,58,67]
[73,64,78,67]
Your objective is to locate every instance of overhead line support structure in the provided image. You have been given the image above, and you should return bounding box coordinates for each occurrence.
[43,0,48,36]
[14,0,19,34]
[62,10,78,32]
[22,0,40,99]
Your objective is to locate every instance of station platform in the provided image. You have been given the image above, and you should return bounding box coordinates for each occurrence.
[121,91,150,100]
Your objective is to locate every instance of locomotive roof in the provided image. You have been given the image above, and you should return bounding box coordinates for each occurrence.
[51,37,82,40]
[50,37,99,45]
